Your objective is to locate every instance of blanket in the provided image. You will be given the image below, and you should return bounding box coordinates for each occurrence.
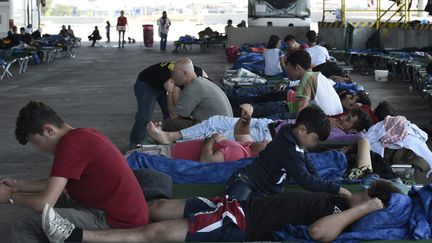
[274,184,432,242]
[273,193,412,242]
[127,150,349,184]
[408,184,432,239]
[232,53,264,73]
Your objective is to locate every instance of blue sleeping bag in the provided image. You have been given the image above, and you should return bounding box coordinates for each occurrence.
[274,184,432,242]
[232,53,264,73]
[408,184,432,239]
[127,150,348,184]
[273,193,412,242]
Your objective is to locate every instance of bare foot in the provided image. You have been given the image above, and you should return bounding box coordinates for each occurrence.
[146,122,172,145]
[154,121,163,129]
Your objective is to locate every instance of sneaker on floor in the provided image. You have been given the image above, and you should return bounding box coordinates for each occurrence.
[42,203,75,243]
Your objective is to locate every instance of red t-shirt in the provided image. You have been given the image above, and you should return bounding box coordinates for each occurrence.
[50,128,148,228]
[171,139,255,162]
[117,16,127,26]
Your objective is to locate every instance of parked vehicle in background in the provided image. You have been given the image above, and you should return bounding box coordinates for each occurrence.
[248,0,312,27]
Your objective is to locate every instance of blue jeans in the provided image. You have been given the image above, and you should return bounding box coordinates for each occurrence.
[224,86,273,99]
[129,81,169,146]
[160,33,168,50]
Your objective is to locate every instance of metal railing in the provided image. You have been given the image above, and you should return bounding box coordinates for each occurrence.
[322,0,415,29]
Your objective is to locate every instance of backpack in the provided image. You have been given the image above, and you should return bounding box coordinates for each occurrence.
[225,45,240,63]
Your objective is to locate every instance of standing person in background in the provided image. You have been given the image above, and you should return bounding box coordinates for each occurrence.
[157,11,171,51]
[117,10,128,48]
[106,21,111,43]
[225,19,234,34]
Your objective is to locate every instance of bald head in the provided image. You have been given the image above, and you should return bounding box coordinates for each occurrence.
[174,58,194,73]
[172,58,197,86]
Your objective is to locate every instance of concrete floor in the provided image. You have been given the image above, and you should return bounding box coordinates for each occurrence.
[0,42,431,241]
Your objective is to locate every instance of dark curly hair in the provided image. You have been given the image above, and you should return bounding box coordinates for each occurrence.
[295,105,331,141]
[350,108,373,132]
[374,101,396,122]
[15,101,65,145]
[286,50,312,70]
[367,179,402,206]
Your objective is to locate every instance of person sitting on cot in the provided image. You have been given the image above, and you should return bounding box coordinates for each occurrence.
[41,180,401,242]
[263,35,287,78]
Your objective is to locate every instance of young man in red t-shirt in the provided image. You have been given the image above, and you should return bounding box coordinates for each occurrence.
[117,10,128,48]
[0,101,149,242]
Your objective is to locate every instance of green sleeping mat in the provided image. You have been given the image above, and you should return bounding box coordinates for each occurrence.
[171,184,363,199]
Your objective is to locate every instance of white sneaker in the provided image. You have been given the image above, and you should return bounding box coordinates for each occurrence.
[41,203,76,243]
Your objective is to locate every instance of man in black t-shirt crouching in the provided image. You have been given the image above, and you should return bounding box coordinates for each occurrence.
[43,180,401,243]
[129,61,207,149]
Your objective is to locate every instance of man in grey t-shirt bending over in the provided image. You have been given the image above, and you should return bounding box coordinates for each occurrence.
[162,58,233,131]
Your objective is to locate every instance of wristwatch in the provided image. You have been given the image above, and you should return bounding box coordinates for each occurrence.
[9,192,14,204]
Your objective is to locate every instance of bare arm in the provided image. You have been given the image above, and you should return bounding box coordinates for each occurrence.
[234,104,254,143]
[329,75,352,83]
[309,198,383,242]
[296,98,310,115]
[1,178,48,193]
[356,138,373,170]
[199,136,225,162]
[165,79,180,119]
[0,177,68,213]
[280,56,287,71]
[17,179,48,193]
[172,86,181,105]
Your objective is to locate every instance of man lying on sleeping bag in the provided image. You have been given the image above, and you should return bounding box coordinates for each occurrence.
[147,107,372,145]
[137,104,269,162]
[41,180,401,242]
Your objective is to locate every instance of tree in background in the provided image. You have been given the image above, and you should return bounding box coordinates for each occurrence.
[42,0,80,16]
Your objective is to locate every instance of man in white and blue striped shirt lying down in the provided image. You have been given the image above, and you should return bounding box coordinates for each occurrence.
[42,180,400,242]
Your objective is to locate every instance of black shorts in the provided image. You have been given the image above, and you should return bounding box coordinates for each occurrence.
[184,196,246,242]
